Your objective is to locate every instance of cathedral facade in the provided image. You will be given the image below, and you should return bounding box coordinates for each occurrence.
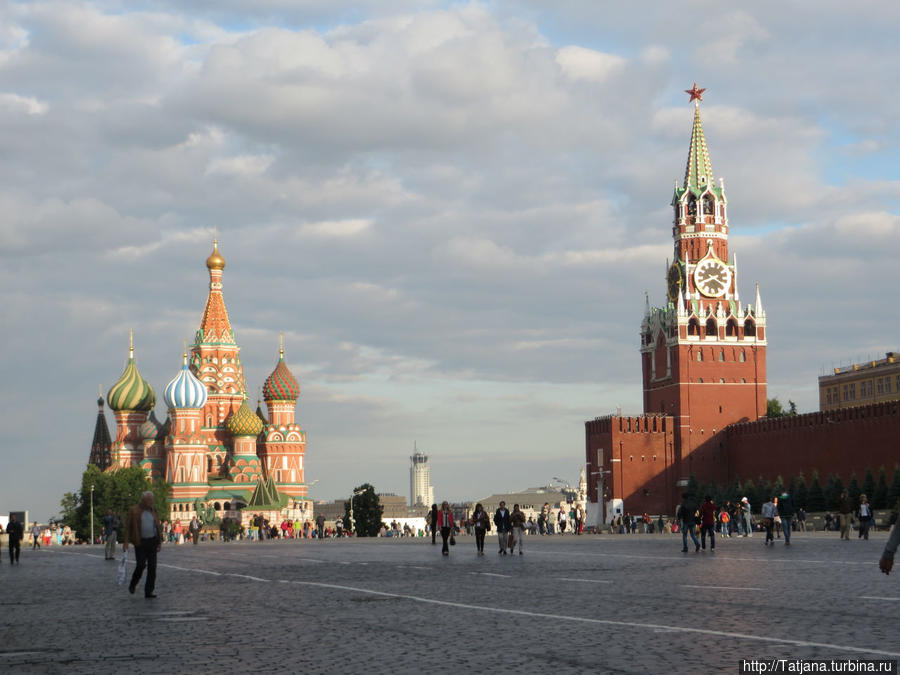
[95,242,312,524]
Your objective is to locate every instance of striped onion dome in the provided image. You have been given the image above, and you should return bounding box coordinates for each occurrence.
[226,398,263,437]
[164,354,208,409]
[263,349,299,401]
[107,340,156,412]
[140,410,163,441]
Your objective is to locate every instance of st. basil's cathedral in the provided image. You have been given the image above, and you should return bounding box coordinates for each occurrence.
[89,241,311,524]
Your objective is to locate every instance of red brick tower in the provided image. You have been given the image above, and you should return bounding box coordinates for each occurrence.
[259,336,308,500]
[641,86,767,483]
[190,240,247,476]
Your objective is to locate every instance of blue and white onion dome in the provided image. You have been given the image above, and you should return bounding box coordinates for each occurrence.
[164,353,208,409]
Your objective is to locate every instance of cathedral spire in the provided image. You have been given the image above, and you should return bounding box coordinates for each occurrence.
[89,391,112,470]
[197,238,234,345]
[684,100,714,194]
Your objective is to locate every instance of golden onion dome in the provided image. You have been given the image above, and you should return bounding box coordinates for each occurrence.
[206,239,226,270]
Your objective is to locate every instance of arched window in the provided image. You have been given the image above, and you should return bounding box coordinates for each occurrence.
[224,502,231,511]
[706,318,717,337]
[214,502,221,511]
[697,349,703,362]
[726,319,738,337]
[739,350,746,362]
[688,319,701,336]
[687,196,697,216]
[718,349,725,362]
[702,196,714,216]
[744,319,756,337]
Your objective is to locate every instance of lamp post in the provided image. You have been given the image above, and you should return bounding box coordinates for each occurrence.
[591,470,611,527]
[90,484,95,546]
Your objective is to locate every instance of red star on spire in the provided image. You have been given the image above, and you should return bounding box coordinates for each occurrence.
[685,82,706,103]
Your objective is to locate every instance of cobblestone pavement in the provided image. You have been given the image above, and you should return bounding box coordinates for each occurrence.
[1,531,898,674]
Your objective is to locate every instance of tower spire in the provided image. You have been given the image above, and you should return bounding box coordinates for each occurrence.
[684,100,714,193]
[129,328,134,360]
[279,331,284,359]
[755,283,764,317]
[197,239,234,344]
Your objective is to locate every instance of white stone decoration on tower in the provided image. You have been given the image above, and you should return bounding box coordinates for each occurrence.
[409,445,434,507]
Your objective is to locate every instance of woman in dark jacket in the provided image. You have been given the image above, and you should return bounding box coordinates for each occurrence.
[430,504,439,545]
[470,503,490,556]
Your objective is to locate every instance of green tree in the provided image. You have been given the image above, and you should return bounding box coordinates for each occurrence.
[890,464,900,506]
[807,471,825,512]
[795,473,808,511]
[343,483,383,537]
[754,476,771,511]
[59,491,81,525]
[742,479,755,509]
[62,465,169,542]
[873,467,889,509]
[828,476,845,511]
[847,473,861,507]
[767,398,785,418]
[686,474,699,497]
[862,468,876,500]
[773,475,785,498]
[787,400,798,416]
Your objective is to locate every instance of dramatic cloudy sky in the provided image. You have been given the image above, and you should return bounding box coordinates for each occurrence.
[2,1,898,520]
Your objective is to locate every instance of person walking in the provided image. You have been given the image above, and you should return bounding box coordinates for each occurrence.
[678,493,700,553]
[30,522,41,550]
[470,503,490,555]
[699,495,716,551]
[741,497,753,537]
[778,491,795,546]
[103,509,118,560]
[510,504,526,556]
[437,501,455,556]
[879,514,900,575]
[657,514,664,534]
[557,507,568,535]
[541,503,554,535]
[6,514,23,564]
[494,501,511,555]
[189,515,201,545]
[315,513,326,540]
[797,508,807,532]
[761,496,777,546]
[429,504,439,545]
[858,494,873,540]
[123,491,163,598]
[838,490,853,540]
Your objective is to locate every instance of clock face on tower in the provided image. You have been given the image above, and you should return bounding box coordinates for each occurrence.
[693,258,732,297]
[667,263,683,302]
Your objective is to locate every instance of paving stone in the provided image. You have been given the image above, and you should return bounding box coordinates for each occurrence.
[1,531,896,673]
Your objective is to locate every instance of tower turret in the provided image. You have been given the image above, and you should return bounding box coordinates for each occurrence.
[107,331,155,468]
[88,391,112,471]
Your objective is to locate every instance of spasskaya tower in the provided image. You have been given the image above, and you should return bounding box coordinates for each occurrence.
[640,83,767,481]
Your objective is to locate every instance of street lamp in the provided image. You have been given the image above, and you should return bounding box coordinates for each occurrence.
[90,484,95,545]
[590,470,611,526]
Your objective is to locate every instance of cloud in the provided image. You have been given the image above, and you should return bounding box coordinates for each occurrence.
[0,92,48,115]
[556,45,625,82]
[1,1,898,519]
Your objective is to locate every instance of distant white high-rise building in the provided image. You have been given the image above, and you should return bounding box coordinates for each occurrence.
[410,445,434,507]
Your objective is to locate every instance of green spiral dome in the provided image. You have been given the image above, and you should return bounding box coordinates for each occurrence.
[108,353,156,412]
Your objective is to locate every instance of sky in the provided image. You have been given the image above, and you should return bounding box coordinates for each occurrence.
[1,1,899,521]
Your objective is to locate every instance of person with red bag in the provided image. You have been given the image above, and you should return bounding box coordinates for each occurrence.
[437,501,455,556]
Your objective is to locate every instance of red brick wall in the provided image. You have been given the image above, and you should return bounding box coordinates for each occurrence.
[586,415,676,516]
[727,401,900,484]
